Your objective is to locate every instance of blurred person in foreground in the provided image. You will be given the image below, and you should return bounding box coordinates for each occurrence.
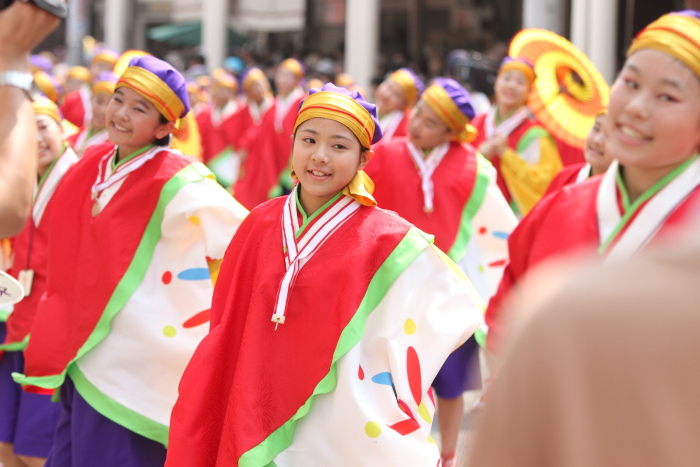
[468,209,700,467]
[469,10,700,466]
[0,0,63,237]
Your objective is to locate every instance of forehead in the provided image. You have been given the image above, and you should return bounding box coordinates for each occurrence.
[35,113,59,125]
[498,69,529,82]
[114,86,157,109]
[415,99,443,122]
[297,117,357,139]
[382,79,403,94]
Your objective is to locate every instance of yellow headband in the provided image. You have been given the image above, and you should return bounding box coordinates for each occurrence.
[33,96,61,123]
[293,91,375,149]
[67,66,91,83]
[498,60,536,85]
[389,69,420,106]
[243,68,266,91]
[33,71,59,103]
[92,51,118,67]
[421,84,476,143]
[212,68,238,91]
[279,59,305,79]
[627,13,700,79]
[92,80,116,95]
[117,66,185,122]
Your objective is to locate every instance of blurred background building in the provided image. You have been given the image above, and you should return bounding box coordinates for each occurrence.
[37,0,689,93]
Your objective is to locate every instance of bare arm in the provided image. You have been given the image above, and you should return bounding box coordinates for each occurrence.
[0,1,62,237]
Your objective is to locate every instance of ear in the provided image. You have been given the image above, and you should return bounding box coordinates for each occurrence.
[358,149,373,171]
[446,127,460,143]
[155,121,175,140]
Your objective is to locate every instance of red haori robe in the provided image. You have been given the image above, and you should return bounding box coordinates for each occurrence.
[544,162,590,196]
[485,159,700,353]
[18,143,196,391]
[167,197,416,465]
[2,147,78,353]
[368,139,479,254]
[232,91,305,209]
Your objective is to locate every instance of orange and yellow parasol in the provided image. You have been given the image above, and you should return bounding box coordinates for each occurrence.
[509,28,609,151]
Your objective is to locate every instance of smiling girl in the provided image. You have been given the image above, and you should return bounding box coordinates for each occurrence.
[484,11,700,354]
[167,83,484,467]
[14,56,247,466]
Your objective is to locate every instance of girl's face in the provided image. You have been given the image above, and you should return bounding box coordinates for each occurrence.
[90,92,112,132]
[605,49,700,175]
[292,117,371,215]
[376,79,406,115]
[408,100,456,150]
[36,114,64,177]
[494,69,530,114]
[247,80,269,104]
[584,114,611,176]
[274,68,298,97]
[105,87,173,157]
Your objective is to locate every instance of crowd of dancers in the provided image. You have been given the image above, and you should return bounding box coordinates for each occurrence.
[0,6,699,467]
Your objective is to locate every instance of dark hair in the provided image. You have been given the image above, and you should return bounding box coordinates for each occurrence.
[154,113,171,146]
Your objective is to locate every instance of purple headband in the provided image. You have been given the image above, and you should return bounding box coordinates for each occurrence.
[94,71,118,86]
[299,82,383,145]
[429,77,476,121]
[672,9,700,20]
[30,54,53,73]
[398,67,425,95]
[126,55,191,117]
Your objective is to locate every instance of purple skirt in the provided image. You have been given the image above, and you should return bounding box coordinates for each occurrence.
[431,335,482,398]
[45,375,167,467]
[0,349,60,457]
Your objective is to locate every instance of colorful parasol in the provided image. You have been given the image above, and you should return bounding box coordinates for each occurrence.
[509,28,609,150]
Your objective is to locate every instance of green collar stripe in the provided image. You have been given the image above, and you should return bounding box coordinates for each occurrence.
[12,162,211,391]
[68,365,169,446]
[113,144,155,170]
[35,144,68,200]
[599,156,698,254]
[294,189,344,238]
[447,155,492,262]
[238,227,432,467]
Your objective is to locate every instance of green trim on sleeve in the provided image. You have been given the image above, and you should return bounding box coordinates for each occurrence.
[68,364,169,446]
[0,334,29,352]
[515,126,548,153]
[0,308,10,322]
[446,155,492,263]
[12,162,212,392]
[238,227,433,467]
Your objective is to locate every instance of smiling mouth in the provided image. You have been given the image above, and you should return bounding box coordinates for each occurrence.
[308,169,330,178]
[618,125,647,141]
[112,123,130,132]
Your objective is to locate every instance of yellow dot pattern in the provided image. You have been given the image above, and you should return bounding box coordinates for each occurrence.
[163,325,177,338]
[404,318,416,335]
[364,421,382,438]
[418,402,432,424]
[188,215,201,226]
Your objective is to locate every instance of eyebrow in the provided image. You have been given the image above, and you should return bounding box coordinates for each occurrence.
[115,88,153,109]
[299,128,354,142]
[625,63,684,90]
